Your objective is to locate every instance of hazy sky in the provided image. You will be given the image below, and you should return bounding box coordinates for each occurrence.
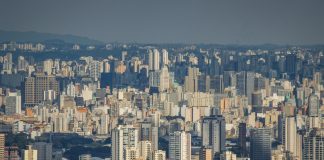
[0,0,324,45]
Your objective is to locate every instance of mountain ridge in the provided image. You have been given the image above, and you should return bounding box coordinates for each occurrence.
[0,30,104,45]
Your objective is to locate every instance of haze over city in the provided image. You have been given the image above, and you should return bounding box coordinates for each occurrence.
[1,1,324,160]
[1,0,324,44]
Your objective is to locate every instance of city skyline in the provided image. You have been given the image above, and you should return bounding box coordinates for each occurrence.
[1,1,324,160]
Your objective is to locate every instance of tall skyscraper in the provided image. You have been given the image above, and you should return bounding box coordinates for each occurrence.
[238,122,247,156]
[149,66,170,91]
[139,122,158,151]
[251,91,262,107]
[284,116,297,158]
[223,71,236,88]
[153,49,160,71]
[32,142,52,160]
[1,53,13,74]
[148,49,160,71]
[210,75,224,94]
[210,55,221,76]
[278,114,285,144]
[112,127,123,160]
[308,92,319,117]
[161,49,169,66]
[23,73,59,107]
[112,125,139,160]
[121,51,127,61]
[202,115,226,157]
[303,129,324,160]
[17,56,29,71]
[198,74,210,92]
[0,134,4,160]
[43,59,53,75]
[236,71,254,104]
[169,131,191,160]
[250,128,271,160]
[5,91,21,115]
[89,60,101,81]
[236,71,246,96]
[285,53,297,77]
[159,66,170,91]
[184,67,200,92]
[246,72,255,105]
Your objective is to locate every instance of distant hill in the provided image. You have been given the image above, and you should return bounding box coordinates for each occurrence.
[0,30,104,45]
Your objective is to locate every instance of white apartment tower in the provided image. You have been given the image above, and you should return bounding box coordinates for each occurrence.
[169,131,191,160]
[149,49,160,71]
[112,125,139,160]
[161,49,169,66]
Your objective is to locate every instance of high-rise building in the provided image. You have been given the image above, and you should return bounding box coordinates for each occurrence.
[1,53,13,74]
[159,66,170,91]
[198,74,211,92]
[32,142,52,160]
[148,49,160,71]
[223,71,236,88]
[236,72,246,96]
[22,145,38,160]
[284,116,297,158]
[236,71,255,104]
[89,60,101,81]
[43,59,53,75]
[112,127,123,160]
[17,56,29,71]
[153,49,160,71]
[149,66,170,91]
[210,75,224,94]
[313,72,321,86]
[250,128,271,160]
[121,51,127,61]
[138,141,152,160]
[124,146,139,160]
[278,114,285,144]
[238,122,247,156]
[251,91,262,107]
[23,73,59,107]
[0,134,4,159]
[199,146,213,160]
[139,122,158,151]
[161,49,169,66]
[210,56,221,76]
[285,53,297,77]
[153,150,166,160]
[112,125,139,160]
[246,72,255,104]
[5,91,21,115]
[184,67,200,92]
[308,92,319,117]
[169,131,191,160]
[202,115,226,157]
[303,129,324,160]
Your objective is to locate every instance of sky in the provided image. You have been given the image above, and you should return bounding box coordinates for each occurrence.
[0,0,324,45]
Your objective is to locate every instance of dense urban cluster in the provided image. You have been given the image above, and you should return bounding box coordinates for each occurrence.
[0,42,324,160]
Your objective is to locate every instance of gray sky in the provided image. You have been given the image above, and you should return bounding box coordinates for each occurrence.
[0,0,324,45]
